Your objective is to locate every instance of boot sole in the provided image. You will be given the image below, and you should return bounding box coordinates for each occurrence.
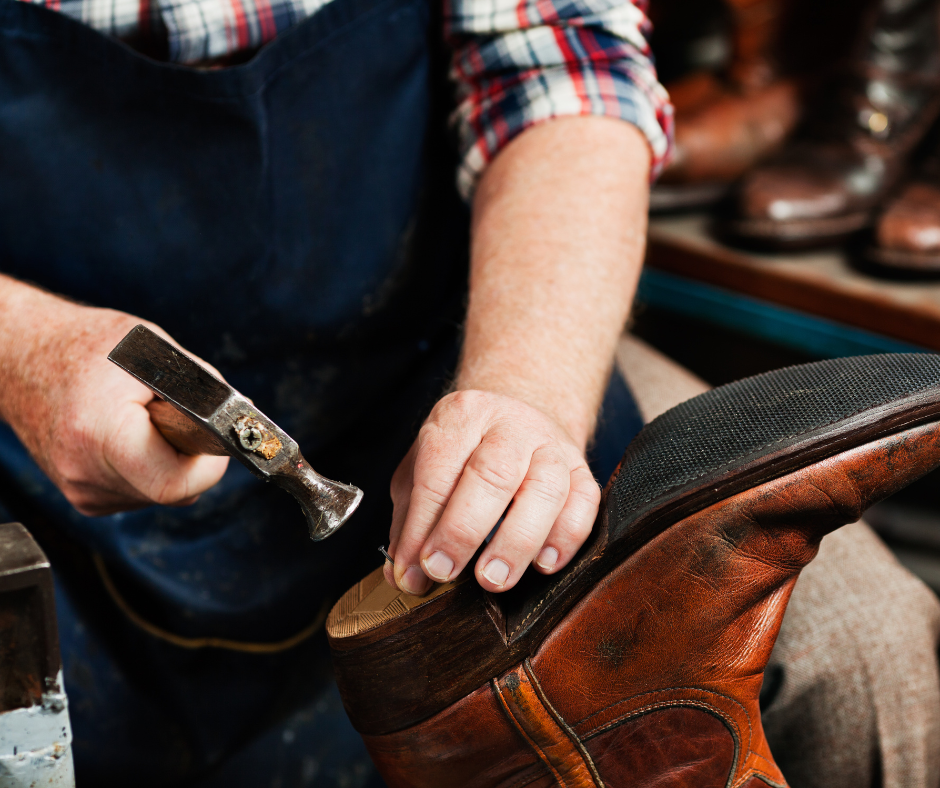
[649,182,730,213]
[720,211,872,249]
[866,244,940,272]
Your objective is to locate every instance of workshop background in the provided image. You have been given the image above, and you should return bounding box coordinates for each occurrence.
[637,0,940,594]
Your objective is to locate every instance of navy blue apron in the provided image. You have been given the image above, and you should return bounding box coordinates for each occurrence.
[0,0,643,782]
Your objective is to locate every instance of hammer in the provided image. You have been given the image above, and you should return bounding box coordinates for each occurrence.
[108,325,363,541]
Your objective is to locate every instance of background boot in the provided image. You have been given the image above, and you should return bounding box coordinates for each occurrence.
[328,354,940,787]
[652,0,803,211]
[726,0,940,248]
[868,148,940,270]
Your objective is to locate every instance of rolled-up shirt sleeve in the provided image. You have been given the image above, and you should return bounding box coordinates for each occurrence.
[446,0,673,200]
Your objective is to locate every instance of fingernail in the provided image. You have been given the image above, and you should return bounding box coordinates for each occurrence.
[482,558,510,587]
[423,551,455,582]
[401,565,432,596]
[535,547,559,571]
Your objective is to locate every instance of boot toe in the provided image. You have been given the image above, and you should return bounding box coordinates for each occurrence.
[727,152,877,246]
[876,182,940,255]
[738,165,849,222]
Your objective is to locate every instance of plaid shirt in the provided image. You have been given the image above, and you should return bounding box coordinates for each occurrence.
[25,0,671,198]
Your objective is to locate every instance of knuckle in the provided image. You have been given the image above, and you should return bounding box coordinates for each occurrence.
[563,513,595,540]
[524,479,567,507]
[435,389,489,423]
[417,421,443,447]
[439,519,486,552]
[411,479,451,509]
[447,389,485,412]
[469,454,521,497]
[522,466,570,506]
[570,475,602,509]
[504,527,545,555]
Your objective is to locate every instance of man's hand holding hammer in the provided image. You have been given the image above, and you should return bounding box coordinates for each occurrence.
[0,275,229,516]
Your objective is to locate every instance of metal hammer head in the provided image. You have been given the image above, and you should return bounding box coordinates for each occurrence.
[108,325,363,541]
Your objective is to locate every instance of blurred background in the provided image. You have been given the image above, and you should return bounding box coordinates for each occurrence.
[635,0,940,593]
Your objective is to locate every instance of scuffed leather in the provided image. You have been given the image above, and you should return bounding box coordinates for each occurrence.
[364,683,553,788]
[583,707,736,787]
[361,420,940,787]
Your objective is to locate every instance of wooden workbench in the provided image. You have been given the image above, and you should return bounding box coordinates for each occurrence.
[645,215,940,353]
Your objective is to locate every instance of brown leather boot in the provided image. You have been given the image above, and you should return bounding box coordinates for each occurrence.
[328,354,940,787]
[868,150,940,270]
[725,0,940,248]
[652,0,802,211]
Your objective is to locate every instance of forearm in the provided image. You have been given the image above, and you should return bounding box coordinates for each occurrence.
[456,115,651,449]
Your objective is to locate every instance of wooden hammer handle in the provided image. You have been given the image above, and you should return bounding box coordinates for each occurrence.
[147,399,229,457]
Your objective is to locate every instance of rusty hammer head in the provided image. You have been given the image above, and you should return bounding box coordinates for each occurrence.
[108,325,363,541]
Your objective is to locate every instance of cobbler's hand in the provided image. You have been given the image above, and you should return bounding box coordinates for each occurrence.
[0,280,229,516]
[384,390,601,595]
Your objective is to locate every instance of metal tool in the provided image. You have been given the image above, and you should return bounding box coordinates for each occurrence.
[0,522,75,787]
[108,325,363,541]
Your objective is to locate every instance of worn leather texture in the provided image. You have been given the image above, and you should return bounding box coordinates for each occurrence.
[727,0,940,245]
[582,707,736,787]
[359,419,940,787]
[493,663,602,788]
[364,682,553,788]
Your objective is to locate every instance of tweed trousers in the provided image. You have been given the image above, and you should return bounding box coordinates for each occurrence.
[617,334,940,788]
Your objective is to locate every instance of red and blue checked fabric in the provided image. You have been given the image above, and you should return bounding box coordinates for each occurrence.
[446,0,671,196]
[21,0,671,198]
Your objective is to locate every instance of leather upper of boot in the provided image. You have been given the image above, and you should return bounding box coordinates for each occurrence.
[734,0,940,228]
[660,0,802,186]
[874,155,940,254]
[661,77,800,184]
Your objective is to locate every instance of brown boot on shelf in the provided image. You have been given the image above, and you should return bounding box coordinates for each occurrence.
[725,0,940,248]
[651,0,802,211]
[328,355,940,788]
[868,151,940,270]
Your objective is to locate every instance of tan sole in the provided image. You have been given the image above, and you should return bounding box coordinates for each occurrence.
[327,566,462,639]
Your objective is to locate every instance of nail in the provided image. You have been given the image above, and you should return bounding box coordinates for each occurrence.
[401,565,432,596]
[482,558,510,587]
[535,546,559,571]
[423,551,455,582]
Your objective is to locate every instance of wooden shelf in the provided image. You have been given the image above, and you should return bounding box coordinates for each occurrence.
[646,215,940,353]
